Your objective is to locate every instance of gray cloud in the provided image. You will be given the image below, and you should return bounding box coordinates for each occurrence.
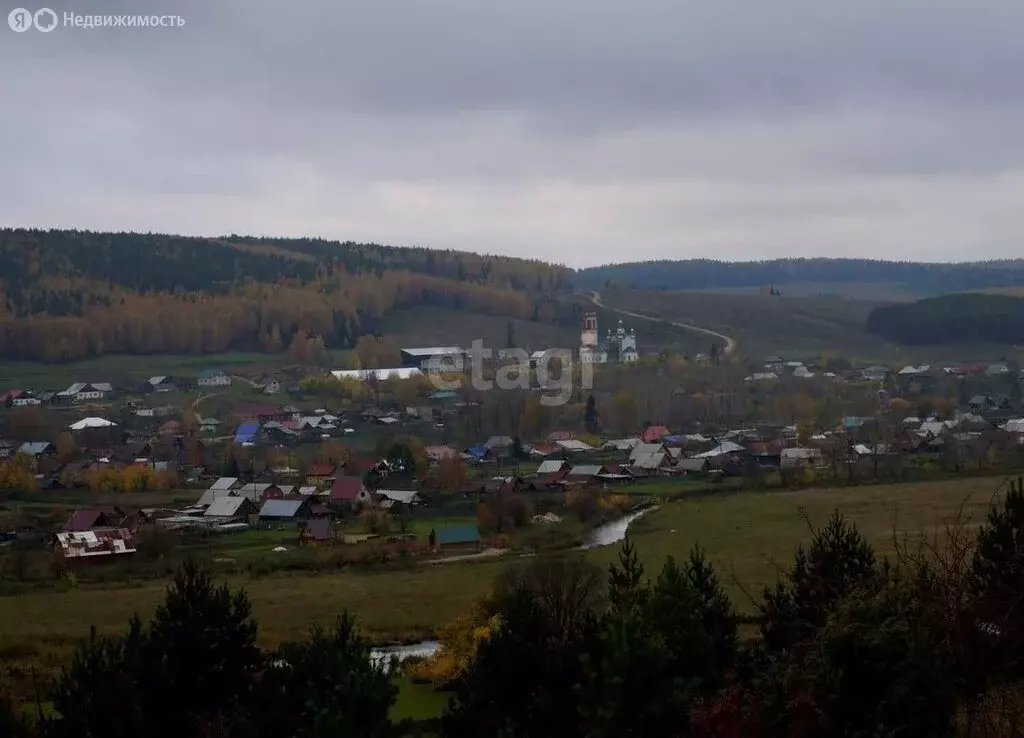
[2,0,1024,265]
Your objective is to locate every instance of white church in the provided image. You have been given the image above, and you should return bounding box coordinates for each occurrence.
[579,312,638,364]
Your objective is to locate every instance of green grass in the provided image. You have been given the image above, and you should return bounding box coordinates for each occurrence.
[380,308,577,351]
[590,475,1010,610]
[593,288,892,359]
[593,287,1024,363]
[674,281,921,302]
[0,350,352,388]
[391,676,451,722]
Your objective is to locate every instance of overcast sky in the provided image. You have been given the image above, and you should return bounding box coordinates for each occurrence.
[2,0,1023,267]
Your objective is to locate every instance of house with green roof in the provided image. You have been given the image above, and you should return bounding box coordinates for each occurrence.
[429,524,481,552]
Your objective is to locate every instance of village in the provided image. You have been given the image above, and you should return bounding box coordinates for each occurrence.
[1,334,1023,580]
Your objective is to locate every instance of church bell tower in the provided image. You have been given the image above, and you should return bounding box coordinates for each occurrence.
[581,312,598,348]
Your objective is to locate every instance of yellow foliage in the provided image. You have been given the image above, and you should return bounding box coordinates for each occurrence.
[407,609,499,687]
[55,432,77,461]
[0,456,37,492]
[599,493,633,514]
[316,441,349,466]
[86,465,176,493]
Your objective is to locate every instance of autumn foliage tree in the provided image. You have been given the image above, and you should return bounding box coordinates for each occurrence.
[0,229,561,361]
[438,456,468,494]
[353,335,402,370]
[55,431,77,462]
[84,466,177,493]
[0,453,37,492]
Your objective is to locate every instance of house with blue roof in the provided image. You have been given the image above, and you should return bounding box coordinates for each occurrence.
[841,416,870,431]
[18,441,55,457]
[430,524,481,552]
[234,422,259,445]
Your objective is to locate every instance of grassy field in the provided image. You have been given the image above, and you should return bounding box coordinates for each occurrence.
[593,288,1024,363]
[380,308,578,352]
[596,474,1011,607]
[673,281,922,302]
[0,350,352,388]
[0,474,1014,708]
[391,676,452,722]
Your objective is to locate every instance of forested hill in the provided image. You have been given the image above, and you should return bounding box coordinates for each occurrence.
[0,230,569,300]
[866,293,1024,345]
[0,229,571,362]
[573,258,1024,295]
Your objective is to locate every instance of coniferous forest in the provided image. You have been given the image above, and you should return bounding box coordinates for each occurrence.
[866,293,1024,345]
[575,257,1024,294]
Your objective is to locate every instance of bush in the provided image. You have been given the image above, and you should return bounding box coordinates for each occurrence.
[565,489,599,522]
[360,509,392,535]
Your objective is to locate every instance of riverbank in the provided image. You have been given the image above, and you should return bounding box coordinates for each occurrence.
[3,475,1006,709]
[579,505,659,549]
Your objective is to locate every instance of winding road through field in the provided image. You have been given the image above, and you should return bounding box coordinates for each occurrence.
[584,291,738,358]
[192,392,218,412]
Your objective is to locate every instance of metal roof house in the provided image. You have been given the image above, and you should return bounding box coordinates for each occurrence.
[235,422,259,445]
[18,441,54,457]
[53,528,136,564]
[57,382,113,403]
[197,369,232,387]
[204,496,256,519]
[400,347,466,371]
[330,367,424,382]
[431,524,481,551]
[376,489,422,506]
[235,483,280,502]
[258,498,312,522]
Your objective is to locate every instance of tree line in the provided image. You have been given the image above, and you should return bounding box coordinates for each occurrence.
[866,292,1024,345]
[0,229,571,361]
[574,257,1024,294]
[8,481,1024,736]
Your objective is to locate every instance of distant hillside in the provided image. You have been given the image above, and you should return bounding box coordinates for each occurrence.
[591,288,894,358]
[866,293,1024,346]
[574,258,1024,296]
[0,229,571,362]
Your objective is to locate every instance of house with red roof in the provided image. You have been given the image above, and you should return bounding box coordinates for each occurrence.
[643,425,671,443]
[305,463,337,488]
[343,457,380,476]
[329,476,374,508]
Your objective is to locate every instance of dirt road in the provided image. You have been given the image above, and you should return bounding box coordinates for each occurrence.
[585,291,738,357]
[427,548,508,565]
[192,392,218,412]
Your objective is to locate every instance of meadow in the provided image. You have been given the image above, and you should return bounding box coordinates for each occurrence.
[593,288,1024,363]
[0,472,1014,709]
[380,307,578,351]
[0,350,354,388]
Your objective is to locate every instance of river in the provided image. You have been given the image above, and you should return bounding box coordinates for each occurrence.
[369,508,657,665]
[370,639,441,669]
[579,506,657,550]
